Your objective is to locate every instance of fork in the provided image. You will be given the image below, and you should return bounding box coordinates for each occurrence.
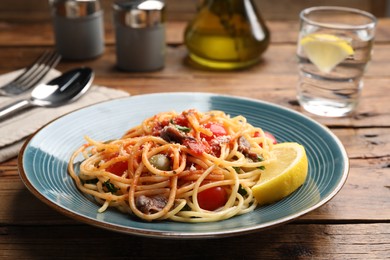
[0,51,61,96]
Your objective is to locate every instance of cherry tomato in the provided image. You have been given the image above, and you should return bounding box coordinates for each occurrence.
[106,161,128,176]
[264,132,277,144]
[201,122,227,141]
[254,131,277,145]
[197,186,227,211]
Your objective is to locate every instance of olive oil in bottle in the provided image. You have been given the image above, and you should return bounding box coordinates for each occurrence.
[184,0,270,70]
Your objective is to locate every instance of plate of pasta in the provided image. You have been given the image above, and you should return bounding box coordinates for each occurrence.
[18,92,349,238]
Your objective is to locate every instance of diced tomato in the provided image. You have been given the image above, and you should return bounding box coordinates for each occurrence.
[106,161,128,176]
[151,119,170,136]
[201,122,227,141]
[173,114,189,127]
[183,138,210,155]
[254,131,277,145]
[197,186,228,211]
[209,142,221,157]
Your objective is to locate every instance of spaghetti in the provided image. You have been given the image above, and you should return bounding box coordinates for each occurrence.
[68,109,276,222]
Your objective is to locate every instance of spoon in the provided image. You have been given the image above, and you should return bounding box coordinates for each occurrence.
[0,67,94,121]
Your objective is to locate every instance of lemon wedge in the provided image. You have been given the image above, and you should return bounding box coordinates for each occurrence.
[252,142,308,206]
[300,33,354,73]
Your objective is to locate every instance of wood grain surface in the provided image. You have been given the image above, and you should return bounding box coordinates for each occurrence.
[0,7,389,259]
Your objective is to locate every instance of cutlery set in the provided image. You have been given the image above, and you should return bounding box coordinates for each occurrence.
[0,51,94,121]
[0,51,61,96]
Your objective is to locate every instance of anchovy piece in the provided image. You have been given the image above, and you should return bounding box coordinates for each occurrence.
[136,195,168,214]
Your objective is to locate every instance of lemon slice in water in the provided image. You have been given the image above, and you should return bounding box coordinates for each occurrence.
[300,33,354,73]
[251,142,308,206]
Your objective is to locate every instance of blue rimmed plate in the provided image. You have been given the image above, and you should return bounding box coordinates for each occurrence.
[18,92,349,238]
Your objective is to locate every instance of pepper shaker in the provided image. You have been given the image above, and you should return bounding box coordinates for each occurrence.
[50,0,105,60]
[113,0,166,71]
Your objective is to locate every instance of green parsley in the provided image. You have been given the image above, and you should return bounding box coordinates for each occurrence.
[233,166,241,173]
[256,155,266,170]
[257,155,265,162]
[170,119,191,132]
[175,124,191,133]
[238,184,248,196]
[103,179,119,193]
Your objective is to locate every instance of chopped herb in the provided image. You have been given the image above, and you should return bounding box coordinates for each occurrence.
[257,155,265,162]
[238,184,248,196]
[170,119,191,133]
[175,124,191,133]
[233,166,241,173]
[256,155,265,170]
[103,179,119,193]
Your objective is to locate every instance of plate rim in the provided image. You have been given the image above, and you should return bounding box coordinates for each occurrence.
[18,92,350,239]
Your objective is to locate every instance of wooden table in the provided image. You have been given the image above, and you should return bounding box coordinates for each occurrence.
[0,16,389,259]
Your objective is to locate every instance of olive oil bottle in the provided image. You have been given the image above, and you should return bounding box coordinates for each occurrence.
[184,0,270,70]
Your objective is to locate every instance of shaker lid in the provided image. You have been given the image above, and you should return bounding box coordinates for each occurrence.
[50,0,101,18]
[113,0,165,28]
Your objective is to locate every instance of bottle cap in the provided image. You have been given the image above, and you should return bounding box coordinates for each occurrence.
[50,0,101,18]
[113,0,165,28]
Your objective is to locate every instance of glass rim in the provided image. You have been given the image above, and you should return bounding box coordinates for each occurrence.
[300,6,377,30]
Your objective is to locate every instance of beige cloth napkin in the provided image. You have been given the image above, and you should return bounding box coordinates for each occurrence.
[0,69,129,162]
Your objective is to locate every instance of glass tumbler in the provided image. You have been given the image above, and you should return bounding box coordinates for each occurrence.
[296,6,377,117]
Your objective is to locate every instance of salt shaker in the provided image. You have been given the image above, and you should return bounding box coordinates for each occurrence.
[50,0,105,60]
[113,0,166,71]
